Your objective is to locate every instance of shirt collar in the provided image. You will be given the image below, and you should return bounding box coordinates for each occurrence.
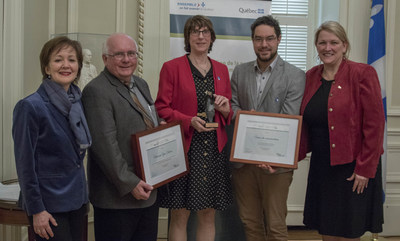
[128,76,136,89]
[253,55,279,73]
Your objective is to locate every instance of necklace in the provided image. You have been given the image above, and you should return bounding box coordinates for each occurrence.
[190,56,210,76]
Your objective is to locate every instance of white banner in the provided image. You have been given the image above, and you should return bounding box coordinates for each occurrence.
[169,0,271,74]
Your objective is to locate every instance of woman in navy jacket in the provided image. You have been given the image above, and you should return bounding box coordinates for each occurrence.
[299,21,384,240]
[12,36,91,241]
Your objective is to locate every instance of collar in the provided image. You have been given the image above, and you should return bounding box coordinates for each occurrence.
[253,55,279,73]
[103,67,131,87]
[129,76,136,89]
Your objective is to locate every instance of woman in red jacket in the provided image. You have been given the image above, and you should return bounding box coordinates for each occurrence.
[299,21,384,240]
[155,15,233,241]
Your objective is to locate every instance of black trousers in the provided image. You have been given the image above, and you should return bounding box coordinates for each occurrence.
[93,204,159,241]
[28,204,88,241]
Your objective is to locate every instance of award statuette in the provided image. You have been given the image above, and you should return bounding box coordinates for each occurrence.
[204,90,219,128]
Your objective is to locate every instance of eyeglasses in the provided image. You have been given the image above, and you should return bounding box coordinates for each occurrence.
[253,36,277,44]
[190,29,211,37]
[106,51,139,60]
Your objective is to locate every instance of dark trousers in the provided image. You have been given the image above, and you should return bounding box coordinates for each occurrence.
[93,204,159,241]
[28,204,88,241]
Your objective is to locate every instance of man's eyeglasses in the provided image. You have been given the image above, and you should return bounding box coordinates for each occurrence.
[190,29,211,37]
[106,51,139,60]
[253,36,277,44]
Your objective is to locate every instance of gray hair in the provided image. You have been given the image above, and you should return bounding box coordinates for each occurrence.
[102,33,138,55]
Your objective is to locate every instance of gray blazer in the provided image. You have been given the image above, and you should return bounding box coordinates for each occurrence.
[231,56,305,116]
[82,68,158,209]
[231,56,305,172]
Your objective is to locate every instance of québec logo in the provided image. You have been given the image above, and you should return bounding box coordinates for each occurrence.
[239,7,264,14]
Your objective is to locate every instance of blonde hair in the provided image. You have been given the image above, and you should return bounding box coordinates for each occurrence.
[314,21,351,58]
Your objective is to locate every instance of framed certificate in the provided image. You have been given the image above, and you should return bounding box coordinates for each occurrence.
[230,110,302,169]
[131,121,189,188]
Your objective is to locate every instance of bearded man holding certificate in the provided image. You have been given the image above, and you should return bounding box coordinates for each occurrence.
[230,15,305,241]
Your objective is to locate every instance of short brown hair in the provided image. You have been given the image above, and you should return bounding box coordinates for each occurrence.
[39,36,83,81]
[314,21,351,59]
[183,15,216,53]
[251,15,281,39]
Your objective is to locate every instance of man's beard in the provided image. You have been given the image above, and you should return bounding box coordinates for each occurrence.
[256,50,277,63]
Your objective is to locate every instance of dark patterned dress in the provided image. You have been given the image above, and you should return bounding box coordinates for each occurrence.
[303,78,383,238]
[159,58,233,211]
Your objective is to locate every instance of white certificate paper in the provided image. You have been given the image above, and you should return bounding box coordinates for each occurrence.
[134,122,188,187]
[145,135,179,178]
[243,121,290,158]
[231,111,302,168]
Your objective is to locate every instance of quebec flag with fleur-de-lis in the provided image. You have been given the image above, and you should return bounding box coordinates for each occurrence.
[368,0,386,200]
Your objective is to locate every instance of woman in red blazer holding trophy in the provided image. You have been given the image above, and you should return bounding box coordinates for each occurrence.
[155,15,233,241]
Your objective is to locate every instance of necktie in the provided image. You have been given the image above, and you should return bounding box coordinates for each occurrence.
[128,88,155,129]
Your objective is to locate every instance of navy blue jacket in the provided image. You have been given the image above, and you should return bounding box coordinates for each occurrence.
[12,84,88,216]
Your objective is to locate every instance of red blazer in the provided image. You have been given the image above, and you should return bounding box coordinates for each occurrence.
[299,59,385,178]
[155,55,233,153]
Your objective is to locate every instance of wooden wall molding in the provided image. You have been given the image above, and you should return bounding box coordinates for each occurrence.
[116,0,127,33]
[2,0,24,181]
[137,0,145,78]
[68,0,79,32]
[388,107,400,117]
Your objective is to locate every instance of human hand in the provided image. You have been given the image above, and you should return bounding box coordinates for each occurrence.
[347,172,369,194]
[33,210,57,240]
[160,120,167,125]
[213,94,230,119]
[191,116,216,132]
[131,180,154,200]
[258,164,277,173]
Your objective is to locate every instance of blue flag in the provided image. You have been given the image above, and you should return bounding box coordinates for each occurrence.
[368,0,386,201]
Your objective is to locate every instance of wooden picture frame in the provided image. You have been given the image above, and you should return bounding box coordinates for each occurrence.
[230,110,302,169]
[131,121,189,188]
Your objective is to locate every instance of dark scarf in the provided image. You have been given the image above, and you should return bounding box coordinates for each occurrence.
[43,77,92,150]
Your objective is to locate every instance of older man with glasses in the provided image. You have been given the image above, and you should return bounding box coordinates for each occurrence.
[82,33,162,241]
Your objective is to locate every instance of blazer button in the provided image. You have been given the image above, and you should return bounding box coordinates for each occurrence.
[332,144,336,148]
[329,108,333,112]
[332,81,336,84]
[329,93,333,97]
[331,126,334,130]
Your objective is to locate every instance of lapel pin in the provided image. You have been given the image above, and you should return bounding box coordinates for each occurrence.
[338,85,342,89]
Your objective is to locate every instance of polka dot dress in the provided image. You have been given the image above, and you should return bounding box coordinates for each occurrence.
[159,57,233,211]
